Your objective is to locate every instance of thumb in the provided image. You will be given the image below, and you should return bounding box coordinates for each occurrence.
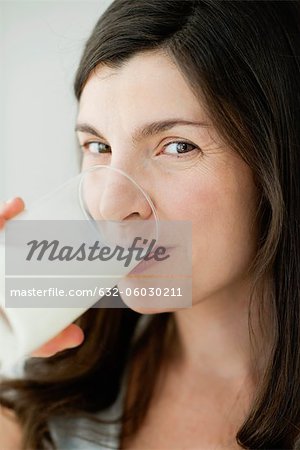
[31,324,85,357]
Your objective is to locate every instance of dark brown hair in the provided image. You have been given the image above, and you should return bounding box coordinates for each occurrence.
[1,1,300,448]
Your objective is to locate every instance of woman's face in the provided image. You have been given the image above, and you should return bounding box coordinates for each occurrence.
[76,50,258,311]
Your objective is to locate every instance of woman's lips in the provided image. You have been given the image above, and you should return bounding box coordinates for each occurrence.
[128,247,173,275]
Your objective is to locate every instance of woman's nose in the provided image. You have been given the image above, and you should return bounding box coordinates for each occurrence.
[82,166,154,222]
[89,167,158,249]
[99,174,153,221]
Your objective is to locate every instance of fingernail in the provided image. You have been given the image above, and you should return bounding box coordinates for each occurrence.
[67,342,81,349]
[5,198,15,204]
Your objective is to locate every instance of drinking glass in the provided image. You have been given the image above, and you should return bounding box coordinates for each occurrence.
[0,165,158,370]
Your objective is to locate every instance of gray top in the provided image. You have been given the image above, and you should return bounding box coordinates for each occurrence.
[48,315,151,449]
[48,374,126,450]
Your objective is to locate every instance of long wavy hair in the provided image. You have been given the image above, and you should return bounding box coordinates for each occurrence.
[1,1,300,449]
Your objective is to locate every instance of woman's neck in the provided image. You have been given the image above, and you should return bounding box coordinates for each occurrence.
[171,275,274,384]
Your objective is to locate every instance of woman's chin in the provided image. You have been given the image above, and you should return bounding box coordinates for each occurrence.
[117,277,168,313]
[117,275,191,314]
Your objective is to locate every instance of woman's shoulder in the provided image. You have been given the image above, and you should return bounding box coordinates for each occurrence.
[48,316,151,449]
[0,406,23,450]
[48,389,123,450]
[0,316,151,449]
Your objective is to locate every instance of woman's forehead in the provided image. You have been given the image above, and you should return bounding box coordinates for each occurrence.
[78,51,208,122]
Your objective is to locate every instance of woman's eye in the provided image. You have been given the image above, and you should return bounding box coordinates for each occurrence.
[161,141,200,157]
[80,140,200,158]
[81,142,111,154]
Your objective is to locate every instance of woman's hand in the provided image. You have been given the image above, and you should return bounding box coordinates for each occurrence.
[30,324,84,357]
[0,197,25,229]
[0,197,85,357]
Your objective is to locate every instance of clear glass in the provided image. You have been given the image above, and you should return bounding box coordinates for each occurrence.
[0,165,159,370]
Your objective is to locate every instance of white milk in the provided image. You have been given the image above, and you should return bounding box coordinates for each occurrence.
[0,238,142,371]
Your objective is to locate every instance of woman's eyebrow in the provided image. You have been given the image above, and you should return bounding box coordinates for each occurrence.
[75,123,105,139]
[75,119,210,144]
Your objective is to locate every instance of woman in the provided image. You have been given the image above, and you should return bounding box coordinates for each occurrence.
[0,1,299,448]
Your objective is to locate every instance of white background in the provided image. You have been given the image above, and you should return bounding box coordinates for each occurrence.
[0,0,112,204]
